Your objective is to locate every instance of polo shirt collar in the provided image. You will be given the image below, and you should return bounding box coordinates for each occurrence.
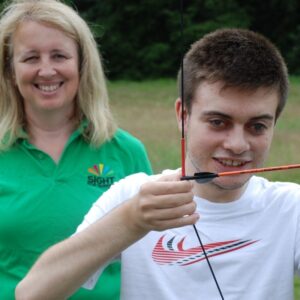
[17,119,89,149]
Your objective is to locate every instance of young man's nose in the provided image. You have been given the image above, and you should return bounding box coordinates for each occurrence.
[223,127,250,154]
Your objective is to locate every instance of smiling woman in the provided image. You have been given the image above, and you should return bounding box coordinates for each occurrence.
[12,21,80,155]
[0,1,152,300]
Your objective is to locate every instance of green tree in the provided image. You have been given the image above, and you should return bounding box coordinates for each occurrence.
[2,0,300,77]
[71,0,250,79]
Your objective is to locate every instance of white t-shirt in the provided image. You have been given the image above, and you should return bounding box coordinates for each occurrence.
[76,171,300,300]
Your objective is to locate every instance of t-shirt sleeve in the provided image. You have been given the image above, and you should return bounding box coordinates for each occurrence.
[82,265,107,290]
[75,172,155,289]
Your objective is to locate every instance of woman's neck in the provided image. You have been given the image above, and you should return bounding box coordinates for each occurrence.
[26,113,77,163]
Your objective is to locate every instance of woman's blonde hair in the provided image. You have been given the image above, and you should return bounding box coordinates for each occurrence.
[0,0,116,150]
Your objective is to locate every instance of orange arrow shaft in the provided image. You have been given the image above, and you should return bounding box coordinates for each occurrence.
[218,164,300,177]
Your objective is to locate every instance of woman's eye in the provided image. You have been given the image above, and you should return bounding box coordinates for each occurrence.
[24,56,38,62]
[53,54,66,60]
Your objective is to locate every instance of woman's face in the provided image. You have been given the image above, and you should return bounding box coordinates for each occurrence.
[12,20,80,119]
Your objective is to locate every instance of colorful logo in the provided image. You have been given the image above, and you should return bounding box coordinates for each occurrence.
[152,235,258,266]
[88,163,114,177]
[87,163,115,188]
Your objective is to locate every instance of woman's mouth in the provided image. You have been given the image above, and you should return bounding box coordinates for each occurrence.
[34,82,63,93]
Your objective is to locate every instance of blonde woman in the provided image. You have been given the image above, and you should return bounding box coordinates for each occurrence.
[0,1,152,299]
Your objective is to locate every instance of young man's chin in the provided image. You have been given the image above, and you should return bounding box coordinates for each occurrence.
[212,176,251,191]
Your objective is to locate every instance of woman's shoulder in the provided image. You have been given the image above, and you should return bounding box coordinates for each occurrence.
[109,128,147,151]
[113,128,143,142]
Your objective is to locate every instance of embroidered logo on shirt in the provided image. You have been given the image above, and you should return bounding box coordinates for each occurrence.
[87,163,115,188]
[152,235,258,266]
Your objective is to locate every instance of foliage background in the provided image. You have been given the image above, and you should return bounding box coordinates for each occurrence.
[65,0,300,79]
[1,0,299,79]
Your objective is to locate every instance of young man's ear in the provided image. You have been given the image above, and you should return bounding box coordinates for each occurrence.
[175,98,188,133]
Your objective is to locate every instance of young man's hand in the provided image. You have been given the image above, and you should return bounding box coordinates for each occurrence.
[127,173,199,233]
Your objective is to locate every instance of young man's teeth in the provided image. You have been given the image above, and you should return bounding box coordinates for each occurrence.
[219,159,244,167]
[38,84,60,92]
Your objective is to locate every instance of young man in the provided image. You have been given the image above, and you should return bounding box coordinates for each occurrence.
[16,28,298,300]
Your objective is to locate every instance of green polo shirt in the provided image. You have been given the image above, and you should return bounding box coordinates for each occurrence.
[0,126,152,300]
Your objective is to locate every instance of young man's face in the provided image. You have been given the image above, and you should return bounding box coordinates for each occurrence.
[176,81,279,202]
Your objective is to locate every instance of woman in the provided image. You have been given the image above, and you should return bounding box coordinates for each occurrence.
[0,1,152,299]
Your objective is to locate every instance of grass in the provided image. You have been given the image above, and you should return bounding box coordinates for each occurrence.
[108,79,180,172]
[108,77,300,298]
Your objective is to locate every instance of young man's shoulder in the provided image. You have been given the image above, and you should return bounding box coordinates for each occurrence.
[252,175,300,190]
[250,175,300,203]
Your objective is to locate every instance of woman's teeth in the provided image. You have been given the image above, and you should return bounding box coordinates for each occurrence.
[37,83,60,92]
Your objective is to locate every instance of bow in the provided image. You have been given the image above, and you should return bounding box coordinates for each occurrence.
[179,1,225,299]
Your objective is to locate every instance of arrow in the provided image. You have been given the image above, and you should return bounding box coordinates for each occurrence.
[181,164,300,184]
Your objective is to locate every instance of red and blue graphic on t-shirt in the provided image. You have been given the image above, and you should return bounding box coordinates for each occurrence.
[152,235,257,266]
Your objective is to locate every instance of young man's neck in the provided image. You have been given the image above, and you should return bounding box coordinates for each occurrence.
[192,180,249,203]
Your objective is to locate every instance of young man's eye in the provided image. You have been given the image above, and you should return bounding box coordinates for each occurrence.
[251,123,267,134]
[209,119,225,128]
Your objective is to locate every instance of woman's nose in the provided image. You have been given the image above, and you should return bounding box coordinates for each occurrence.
[37,59,57,77]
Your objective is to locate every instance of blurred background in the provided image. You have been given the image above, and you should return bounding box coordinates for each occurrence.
[54,0,300,80]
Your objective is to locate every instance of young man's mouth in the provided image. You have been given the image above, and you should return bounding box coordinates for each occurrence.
[214,158,250,168]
